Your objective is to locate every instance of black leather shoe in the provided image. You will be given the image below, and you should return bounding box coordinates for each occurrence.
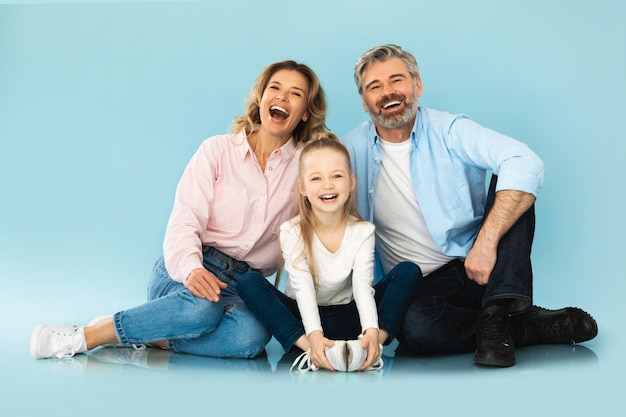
[474,305,515,367]
[511,306,598,346]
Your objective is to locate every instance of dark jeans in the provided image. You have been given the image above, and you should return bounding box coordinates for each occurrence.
[238,261,422,352]
[398,175,535,354]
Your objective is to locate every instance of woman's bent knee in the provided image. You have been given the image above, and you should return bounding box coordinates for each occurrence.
[227,306,271,358]
[174,292,224,335]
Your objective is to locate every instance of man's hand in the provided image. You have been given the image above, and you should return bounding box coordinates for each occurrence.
[464,234,498,285]
[464,189,535,285]
[184,267,227,302]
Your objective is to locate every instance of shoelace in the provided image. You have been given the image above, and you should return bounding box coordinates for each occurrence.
[52,326,81,359]
[537,320,573,343]
[290,349,319,373]
[480,314,509,344]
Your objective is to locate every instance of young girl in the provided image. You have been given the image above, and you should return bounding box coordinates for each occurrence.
[238,133,421,372]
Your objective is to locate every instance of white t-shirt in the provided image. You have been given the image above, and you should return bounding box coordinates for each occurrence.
[281,216,378,336]
[374,138,455,275]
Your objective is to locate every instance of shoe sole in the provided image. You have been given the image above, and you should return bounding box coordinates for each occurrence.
[346,342,365,372]
[474,351,515,368]
[325,341,347,371]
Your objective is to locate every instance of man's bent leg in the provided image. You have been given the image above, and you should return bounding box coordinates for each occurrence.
[474,175,534,367]
[476,175,597,367]
[481,175,534,311]
[398,260,483,354]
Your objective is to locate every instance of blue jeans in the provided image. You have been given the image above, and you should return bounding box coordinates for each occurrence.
[238,261,422,352]
[398,175,535,354]
[112,246,271,358]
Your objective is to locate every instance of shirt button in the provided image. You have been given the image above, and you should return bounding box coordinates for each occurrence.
[268,166,273,171]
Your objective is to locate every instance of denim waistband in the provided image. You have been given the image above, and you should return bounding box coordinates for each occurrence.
[202,245,252,274]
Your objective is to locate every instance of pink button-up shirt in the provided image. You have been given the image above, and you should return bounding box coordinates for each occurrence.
[163,130,302,282]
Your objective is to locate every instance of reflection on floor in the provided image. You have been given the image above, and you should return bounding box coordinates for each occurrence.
[34,338,599,384]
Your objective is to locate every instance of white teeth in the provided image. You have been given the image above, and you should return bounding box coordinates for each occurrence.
[383,101,401,109]
[270,105,290,116]
[320,194,337,200]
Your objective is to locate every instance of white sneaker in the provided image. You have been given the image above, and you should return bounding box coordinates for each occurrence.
[289,340,348,373]
[30,324,87,359]
[346,336,384,371]
[324,340,347,371]
[345,339,367,371]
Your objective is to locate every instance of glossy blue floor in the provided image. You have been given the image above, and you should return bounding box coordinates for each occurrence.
[3,275,618,416]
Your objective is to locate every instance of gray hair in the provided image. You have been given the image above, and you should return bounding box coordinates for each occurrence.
[354,44,420,95]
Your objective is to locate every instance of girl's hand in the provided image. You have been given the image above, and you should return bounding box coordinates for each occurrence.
[308,331,335,371]
[184,267,227,302]
[359,328,381,371]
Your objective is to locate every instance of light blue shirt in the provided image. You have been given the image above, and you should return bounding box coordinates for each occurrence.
[341,107,544,273]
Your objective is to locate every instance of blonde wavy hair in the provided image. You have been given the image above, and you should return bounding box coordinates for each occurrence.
[231,60,327,143]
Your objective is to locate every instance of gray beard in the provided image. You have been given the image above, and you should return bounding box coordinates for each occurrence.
[369,99,418,130]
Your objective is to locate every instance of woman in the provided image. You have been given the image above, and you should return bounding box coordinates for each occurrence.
[30,60,327,359]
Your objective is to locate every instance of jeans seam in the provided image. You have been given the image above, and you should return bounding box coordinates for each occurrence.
[113,312,128,344]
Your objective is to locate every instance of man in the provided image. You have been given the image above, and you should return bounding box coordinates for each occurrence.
[341,44,597,367]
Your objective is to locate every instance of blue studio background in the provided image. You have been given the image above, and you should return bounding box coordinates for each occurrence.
[0,0,624,416]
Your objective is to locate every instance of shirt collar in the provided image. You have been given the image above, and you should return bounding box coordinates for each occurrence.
[239,124,297,162]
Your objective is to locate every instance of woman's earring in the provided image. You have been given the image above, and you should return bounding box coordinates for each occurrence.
[303,116,308,122]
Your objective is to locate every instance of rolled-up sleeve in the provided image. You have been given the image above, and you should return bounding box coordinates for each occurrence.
[447,116,545,197]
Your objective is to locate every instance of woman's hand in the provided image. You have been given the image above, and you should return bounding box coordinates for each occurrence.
[359,328,381,371]
[308,331,335,371]
[184,268,227,302]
